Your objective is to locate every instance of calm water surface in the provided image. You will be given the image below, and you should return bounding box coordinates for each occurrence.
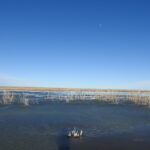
[0,101,150,150]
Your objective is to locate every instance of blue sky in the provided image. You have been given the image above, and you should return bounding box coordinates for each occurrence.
[0,0,150,89]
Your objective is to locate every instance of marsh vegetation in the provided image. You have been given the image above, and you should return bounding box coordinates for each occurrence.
[0,91,29,106]
[1,89,150,107]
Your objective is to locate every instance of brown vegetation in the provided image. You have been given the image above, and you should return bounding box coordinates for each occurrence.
[1,87,150,107]
[0,86,150,92]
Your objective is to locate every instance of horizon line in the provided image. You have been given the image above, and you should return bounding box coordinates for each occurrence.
[0,86,150,92]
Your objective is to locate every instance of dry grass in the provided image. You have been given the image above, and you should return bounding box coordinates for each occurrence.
[0,86,150,92]
[1,89,150,107]
[18,95,29,106]
[0,91,29,106]
[0,91,14,105]
[45,93,150,107]
[44,91,150,106]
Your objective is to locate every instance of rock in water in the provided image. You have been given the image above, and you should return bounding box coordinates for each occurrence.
[67,128,83,138]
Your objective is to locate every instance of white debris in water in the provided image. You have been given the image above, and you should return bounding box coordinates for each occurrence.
[67,128,83,138]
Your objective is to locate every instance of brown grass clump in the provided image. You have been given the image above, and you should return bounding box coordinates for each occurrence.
[0,91,14,105]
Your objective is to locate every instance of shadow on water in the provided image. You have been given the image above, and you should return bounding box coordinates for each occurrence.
[57,129,71,150]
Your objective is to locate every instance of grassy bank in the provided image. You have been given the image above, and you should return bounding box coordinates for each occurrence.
[0,86,150,92]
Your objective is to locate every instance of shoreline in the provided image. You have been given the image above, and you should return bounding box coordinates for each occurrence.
[0,86,150,92]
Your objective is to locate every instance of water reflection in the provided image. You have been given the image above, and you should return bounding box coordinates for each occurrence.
[57,130,70,150]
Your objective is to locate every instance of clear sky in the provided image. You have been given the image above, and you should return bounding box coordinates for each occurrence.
[0,0,150,89]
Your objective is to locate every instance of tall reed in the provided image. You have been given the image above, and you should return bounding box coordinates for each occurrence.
[0,91,14,105]
[1,90,150,107]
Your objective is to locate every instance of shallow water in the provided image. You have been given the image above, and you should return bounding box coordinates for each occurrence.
[0,101,150,150]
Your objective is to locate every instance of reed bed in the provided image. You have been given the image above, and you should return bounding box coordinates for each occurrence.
[0,91,14,105]
[1,90,150,107]
[0,91,29,106]
[44,91,150,106]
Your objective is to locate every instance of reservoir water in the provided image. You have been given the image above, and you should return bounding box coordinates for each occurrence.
[0,91,150,150]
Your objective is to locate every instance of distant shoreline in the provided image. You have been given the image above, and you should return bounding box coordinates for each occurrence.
[0,86,150,92]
